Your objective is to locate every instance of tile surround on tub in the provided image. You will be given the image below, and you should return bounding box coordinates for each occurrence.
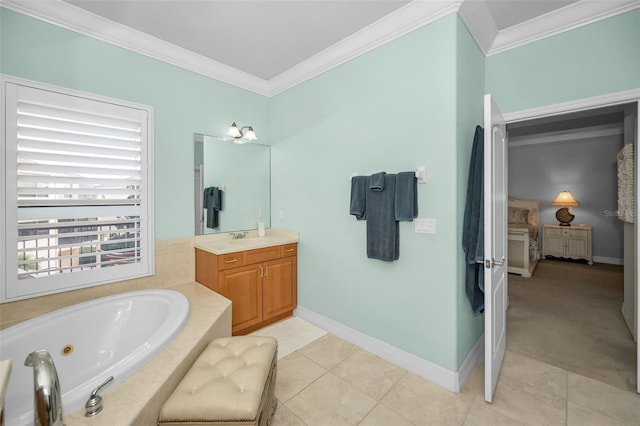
[62,282,231,425]
[0,236,195,329]
[0,232,300,423]
[0,229,299,329]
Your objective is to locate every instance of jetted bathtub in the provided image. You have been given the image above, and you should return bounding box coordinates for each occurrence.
[0,289,189,425]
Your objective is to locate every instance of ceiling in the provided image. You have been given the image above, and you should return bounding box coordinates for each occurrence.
[62,0,579,81]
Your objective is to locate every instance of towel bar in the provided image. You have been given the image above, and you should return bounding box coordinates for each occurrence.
[349,166,426,183]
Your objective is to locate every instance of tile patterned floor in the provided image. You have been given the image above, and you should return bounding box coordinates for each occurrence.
[262,318,640,426]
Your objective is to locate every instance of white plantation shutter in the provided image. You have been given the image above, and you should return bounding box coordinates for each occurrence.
[2,78,154,302]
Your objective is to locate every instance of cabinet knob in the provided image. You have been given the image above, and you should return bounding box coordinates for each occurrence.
[285,248,295,253]
[225,258,238,264]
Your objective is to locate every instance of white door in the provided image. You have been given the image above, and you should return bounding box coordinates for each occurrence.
[484,94,508,403]
[636,100,640,394]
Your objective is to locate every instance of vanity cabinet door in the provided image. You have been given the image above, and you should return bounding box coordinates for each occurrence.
[219,264,263,334]
[262,256,297,321]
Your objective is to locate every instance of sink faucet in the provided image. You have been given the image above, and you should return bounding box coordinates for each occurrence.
[231,232,248,240]
[24,350,63,426]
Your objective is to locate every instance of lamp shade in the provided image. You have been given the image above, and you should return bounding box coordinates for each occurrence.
[551,190,579,207]
[243,127,257,141]
[226,122,241,138]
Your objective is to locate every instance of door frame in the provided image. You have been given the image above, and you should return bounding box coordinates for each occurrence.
[496,88,640,394]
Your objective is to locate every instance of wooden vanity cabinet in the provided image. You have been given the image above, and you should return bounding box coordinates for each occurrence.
[196,243,297,335]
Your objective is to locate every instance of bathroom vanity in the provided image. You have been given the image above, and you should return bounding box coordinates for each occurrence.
[195,231,298,335]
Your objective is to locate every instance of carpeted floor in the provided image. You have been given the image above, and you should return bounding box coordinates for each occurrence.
[507,259,637,392]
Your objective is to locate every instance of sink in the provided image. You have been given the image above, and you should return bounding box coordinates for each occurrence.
[194,230,299,255]
[227,237,275,245]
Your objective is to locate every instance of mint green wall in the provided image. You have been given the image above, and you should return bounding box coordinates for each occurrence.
[7,4,634,374]
[454,18,486,366]
[0,8,269,241]
[486,9,640,113]
[269,15,470,370]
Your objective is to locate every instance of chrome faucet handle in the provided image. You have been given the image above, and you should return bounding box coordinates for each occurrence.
[84,376,113,417]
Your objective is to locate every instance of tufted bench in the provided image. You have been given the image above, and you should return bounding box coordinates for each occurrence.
[158,336,278,426]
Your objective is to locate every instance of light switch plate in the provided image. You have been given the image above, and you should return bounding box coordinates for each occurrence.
[415,218,436,234]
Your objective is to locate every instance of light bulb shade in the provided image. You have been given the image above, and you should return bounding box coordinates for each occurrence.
[226,122,242,138]
[551,190,579,207]
[243,127,257,141]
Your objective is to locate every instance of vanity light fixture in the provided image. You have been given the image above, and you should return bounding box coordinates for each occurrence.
[551,190,580,226]
[226,122,258,144]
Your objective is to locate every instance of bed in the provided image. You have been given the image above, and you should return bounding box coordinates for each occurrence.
[507,198,540,278]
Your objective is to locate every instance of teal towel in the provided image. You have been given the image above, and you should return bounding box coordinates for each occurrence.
[462,125,485,313]
[350,176,368,220]
[366,174,398,261]
[204,186,222,229]
[369,172,386,192]
[395,172,418,221]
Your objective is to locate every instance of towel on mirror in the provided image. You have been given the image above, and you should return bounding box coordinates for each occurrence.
[366,174,399,261]
[350,175,368,220]
[395,171,418,221]
[369,172,386,192]
[204,186,222,229]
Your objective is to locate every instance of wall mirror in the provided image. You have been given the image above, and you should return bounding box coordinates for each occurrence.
[194,133,270,235]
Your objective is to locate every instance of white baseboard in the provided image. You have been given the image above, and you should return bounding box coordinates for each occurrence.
[293,306,484,393]
[593,256,624,265]
[456,332,485,392]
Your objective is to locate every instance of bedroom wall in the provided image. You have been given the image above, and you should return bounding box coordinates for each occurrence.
[508,133,625,262]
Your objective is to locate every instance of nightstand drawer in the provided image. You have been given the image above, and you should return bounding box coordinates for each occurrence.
[542,224,592,265]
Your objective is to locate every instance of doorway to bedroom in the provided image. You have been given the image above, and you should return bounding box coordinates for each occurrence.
[505,102,638,393]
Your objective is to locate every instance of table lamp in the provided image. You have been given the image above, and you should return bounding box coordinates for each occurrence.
[551,190,580,226]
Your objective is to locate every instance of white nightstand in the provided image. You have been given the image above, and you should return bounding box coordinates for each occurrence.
[542,224,593,265]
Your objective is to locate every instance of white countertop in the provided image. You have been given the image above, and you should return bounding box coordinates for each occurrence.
[194,229,299,255]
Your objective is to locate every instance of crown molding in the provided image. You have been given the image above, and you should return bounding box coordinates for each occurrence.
[1,0,463,98]
[2,0,638,97]
[489,0,640,56]
[266,1,462,96]
[0,0,273,96]
[457,0,498,55]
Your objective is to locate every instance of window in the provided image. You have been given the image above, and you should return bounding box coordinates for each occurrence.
[1,76,154,302]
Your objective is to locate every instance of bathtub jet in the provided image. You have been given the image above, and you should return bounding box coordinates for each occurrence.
[1,290,189,425]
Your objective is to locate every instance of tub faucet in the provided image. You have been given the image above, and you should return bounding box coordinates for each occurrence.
[84,375,114,417]
[24,350,63,426]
